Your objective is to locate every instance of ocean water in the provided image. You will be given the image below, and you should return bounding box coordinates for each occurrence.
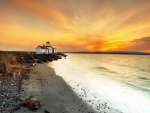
[51,54,150,113]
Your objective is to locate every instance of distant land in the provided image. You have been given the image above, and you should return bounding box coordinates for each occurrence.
[0,50,150,55]
[64,51,150,55]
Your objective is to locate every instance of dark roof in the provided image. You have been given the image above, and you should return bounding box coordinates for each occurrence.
[46,41,50,43]
[37,45,46,49]
[36,45,53,49]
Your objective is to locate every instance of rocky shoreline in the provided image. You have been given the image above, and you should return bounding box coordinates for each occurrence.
[0,52,67,113]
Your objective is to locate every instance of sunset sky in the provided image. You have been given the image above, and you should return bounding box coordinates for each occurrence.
[0,0,150,52]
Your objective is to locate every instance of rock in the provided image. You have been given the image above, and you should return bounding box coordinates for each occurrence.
[37,59,42,63]
[44,110,50,113]
[0,63,6,73]
[23,97,40,110]
[24,60,35,63]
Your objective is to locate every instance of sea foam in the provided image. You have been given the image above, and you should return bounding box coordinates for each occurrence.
[51,55,150,113]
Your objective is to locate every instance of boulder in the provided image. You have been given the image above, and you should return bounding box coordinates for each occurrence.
[44,110,50,113]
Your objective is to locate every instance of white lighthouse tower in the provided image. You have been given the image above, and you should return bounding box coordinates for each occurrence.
[46,41,51,47]
[45,41,52,54]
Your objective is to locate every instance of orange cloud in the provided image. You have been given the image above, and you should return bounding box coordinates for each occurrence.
[0,0,150,52]
[14,0,71,31]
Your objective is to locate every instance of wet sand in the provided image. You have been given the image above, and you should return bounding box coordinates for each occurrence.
[15,63,120,113]
[15,63,95,113]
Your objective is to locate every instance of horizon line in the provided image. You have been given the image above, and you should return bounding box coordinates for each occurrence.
[1,50,150,55]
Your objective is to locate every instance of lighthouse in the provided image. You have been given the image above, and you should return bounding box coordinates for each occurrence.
[46,41,51,47]
[35,41,57,54]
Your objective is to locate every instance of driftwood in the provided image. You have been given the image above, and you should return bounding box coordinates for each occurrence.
[22,97,41,110]
[9,97,40,113]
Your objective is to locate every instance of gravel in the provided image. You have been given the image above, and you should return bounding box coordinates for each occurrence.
[0,74,23,113]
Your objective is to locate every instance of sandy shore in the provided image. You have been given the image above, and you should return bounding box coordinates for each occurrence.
[14,63,120,113]
[14,63,95,113]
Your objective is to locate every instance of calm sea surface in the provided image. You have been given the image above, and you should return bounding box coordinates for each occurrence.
[66,54,150,91]
[51,54,150,113]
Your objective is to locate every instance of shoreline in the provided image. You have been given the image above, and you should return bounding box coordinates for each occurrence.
[0,52,67,113]
[14,63,120,113]
[51,54,150,113]
[3,53,149,113]
[15,63,95,113]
